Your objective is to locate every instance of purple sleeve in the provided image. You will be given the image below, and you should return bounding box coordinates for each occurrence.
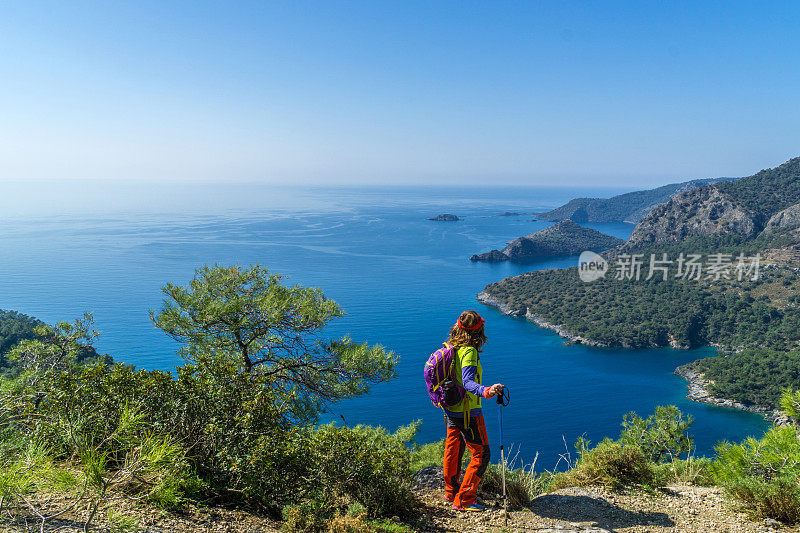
[461,365,486,397]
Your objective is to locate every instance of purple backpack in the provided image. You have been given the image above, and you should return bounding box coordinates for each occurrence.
[424,343,466,409]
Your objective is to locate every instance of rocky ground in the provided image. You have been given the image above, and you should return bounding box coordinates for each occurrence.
[411,467,798,533]
[0,495,282,532]
[4,470,797,532]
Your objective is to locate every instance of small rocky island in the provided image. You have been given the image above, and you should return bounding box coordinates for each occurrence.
[427,213,460,221]
[470,219,624,262]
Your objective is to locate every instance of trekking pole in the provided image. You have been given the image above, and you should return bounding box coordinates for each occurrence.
[496,385,510,527]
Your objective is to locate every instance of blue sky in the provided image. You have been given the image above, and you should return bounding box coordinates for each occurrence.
[1,1,798,186]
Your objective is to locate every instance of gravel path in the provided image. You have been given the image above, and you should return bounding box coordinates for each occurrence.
[413,484,798,532]
[5,474,798,532]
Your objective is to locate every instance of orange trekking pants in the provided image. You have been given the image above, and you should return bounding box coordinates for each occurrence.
[443,413,491,507]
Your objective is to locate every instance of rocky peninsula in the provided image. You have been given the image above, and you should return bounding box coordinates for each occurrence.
[674,365,789,425]
[476,290,614,348]
[470,219,623,262]
[477,287,793,422]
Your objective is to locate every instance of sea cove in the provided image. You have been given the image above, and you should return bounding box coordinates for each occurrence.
[0,184,769,469]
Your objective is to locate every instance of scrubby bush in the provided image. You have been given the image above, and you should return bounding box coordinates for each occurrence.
[6,353,414,517]
[411,406,697,501]
[780,387,800,421]
[282,495,333,532]
[0,439,74,514]
[309,423,416,517]
[712,423,800,523]
[479,462,551,507]
[276,423,417,531]
[619,407,715,488]
[550,439,655,491]
[720,474,800,524]
[1,317,405,528]
[410,439,445,472]
[324,513,373,533]
[620,405,693,462]
[652,456,714,487]
[544,406,699,492]
[0,390,190,531]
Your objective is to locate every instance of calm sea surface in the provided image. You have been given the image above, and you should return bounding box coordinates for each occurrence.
[0,183,769,469]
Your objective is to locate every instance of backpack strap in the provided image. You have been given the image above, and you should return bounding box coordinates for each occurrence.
[453,343,470,429]
[446,342,471,427]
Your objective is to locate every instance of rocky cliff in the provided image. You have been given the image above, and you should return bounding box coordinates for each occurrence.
[536,177,737,224]
[470,220,623,262]
[623,186,757,250]
[762,202,800,234]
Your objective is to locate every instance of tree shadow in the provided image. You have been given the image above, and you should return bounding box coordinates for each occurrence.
[530,493,674,532]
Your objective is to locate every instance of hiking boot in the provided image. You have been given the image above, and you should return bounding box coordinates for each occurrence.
[453,502,485,512]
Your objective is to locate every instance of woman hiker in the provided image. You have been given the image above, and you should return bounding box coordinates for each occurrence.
[443,310,503,512]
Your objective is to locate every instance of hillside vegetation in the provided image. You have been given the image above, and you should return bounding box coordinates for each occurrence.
[536,177,736,224]
[6,267,800,530]
[0,309,108,377]
[718,157,800,222]
[485,265,800,352]
[0,310,40,374]
[470,219,623,262]
[481,157,800,409]
[0,266,411,532]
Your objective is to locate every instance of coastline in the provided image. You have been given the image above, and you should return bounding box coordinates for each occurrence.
[674,365,789,426]
[476,290,614,348]
[477,289,789,425]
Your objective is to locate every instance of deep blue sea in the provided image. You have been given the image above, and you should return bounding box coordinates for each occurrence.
[0,183,769,470]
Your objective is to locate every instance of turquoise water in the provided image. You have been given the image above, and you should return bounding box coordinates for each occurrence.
[0,184,769,469]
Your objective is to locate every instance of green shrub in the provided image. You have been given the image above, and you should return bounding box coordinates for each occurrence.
[282,495,332,532]
[410,439,445,472]
[712,424,800,523]
[652,456,713,487]
[620,405,693,462]
[0,266,411,529]
[479,462,550,507]
[545,407,701,492]
[550,439,655,491]
[309,423,416,517]
[0,440,54,510]
[324,513,373,533]
[3,353,418,520]
[722,475,800,524]
[780,387,800,420]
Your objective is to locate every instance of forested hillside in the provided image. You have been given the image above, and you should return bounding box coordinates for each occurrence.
[7,271,800,530]
[481,157,800,409]
[470,219,623,262]
[481,258,800,353]
[536,177,736,224]
[718,157,800,222]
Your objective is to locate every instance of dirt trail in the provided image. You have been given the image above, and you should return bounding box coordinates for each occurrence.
[413,484,796,533]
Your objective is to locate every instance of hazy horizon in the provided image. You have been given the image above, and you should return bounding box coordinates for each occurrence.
[0,180,635,218]
[2,2,798,186]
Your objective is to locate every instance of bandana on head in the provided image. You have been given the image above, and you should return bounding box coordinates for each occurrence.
[456,315,485,331]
